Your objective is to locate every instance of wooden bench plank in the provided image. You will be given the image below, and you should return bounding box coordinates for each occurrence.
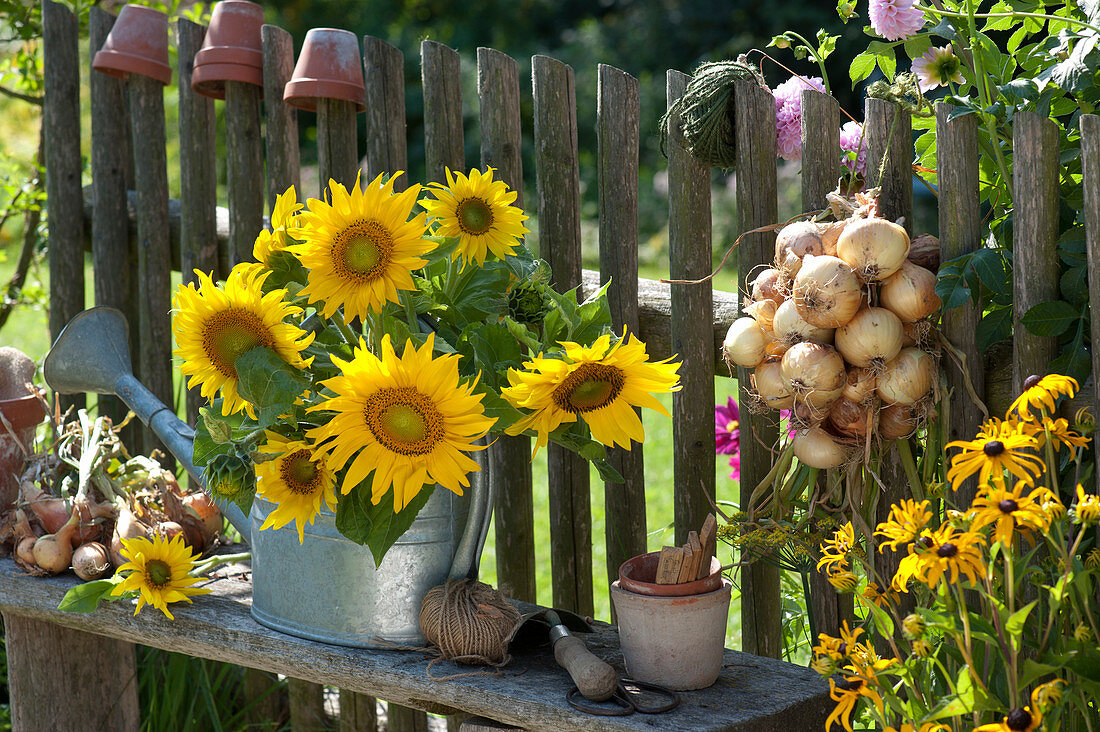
[0,558,828,731]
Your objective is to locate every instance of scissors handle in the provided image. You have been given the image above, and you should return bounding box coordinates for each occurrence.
[618,679,681,714]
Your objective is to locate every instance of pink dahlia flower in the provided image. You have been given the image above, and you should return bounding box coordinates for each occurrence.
[911,45,964,92]
[868,0,925,41]
[839,121,868,177]
[771,76,826,161]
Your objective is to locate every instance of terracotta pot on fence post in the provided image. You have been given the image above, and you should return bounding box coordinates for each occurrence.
[283,28,366,112]
[190,0,265,99]
[90,4,171,85]
[611,551,733,691]
[0,347,45,512]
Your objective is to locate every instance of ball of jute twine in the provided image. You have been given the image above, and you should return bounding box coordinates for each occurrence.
[659,56,765,169]
[419,579,521,668]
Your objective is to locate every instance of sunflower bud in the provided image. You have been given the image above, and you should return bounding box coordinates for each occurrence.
[204,452,256,508]
[902,613,925,640]
[507,280,551,325]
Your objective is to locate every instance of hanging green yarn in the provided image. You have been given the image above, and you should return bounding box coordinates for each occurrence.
[865,72,934,117]
[660,56,766,169]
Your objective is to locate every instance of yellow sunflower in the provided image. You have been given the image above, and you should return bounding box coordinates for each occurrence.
[1007,373,1078,422]
[110,534,212,620]
[173,265,315,416]
[945,418,1043,491]
[901,525,986,590]
[254,185,303,265]
[970,484,1049,547]
[1073,483,1100,525]
[502,333,681,456]
[255,431,339,543]
[306,333,495,512]
[422,166,530,267]
[290,172,435,323]
[875,499,933,552]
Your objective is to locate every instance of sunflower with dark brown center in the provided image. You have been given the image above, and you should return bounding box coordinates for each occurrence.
[256,432,338,542]
[421,166,530,267]
[501,333,681,456]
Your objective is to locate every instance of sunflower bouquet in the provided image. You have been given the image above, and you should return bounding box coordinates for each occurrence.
[808,374,1099,731]
[177,168,680,561]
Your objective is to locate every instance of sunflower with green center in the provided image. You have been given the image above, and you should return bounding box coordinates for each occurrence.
[874,499,932,552]
[897,525,985,590]
[110,534,212,620]
[307,333,495,512]
[254,185,304,265]
[422,166,530,267]
[256,432,339,543]
[173,265,315,416]
[502,333,681,456]
[1007,373,1078,422]
[290,172,435,323]
[945,418,1043,491]
[970,484,1049,547]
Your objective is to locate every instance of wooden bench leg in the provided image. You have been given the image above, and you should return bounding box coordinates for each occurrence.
[458,717,525,732]
[339,689,377,731]
[3,612,140,731]
[289,678,327,729]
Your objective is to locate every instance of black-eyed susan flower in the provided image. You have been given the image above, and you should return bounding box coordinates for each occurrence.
[827,569,860,592]
[172,265,315,416]
[859,582,897,610]
[422,166,530,267]
[910,639,933,658]
[908,525,986,589]
[1073,484,1100,525]
[1035,416,1088,456]
[817,521,855,575]
[901,613,925,640]
[1007,373,1078,423]
[826,675,884,732]
[110,534,212,620]
[974,701,1042,732]
[1074,622,1093,643]
[502,333,680,456]
[945,418,1043,491]
[874,499,932,552]
[307,334,495,512]
[1032,679,1065,712]
[970,484,1049,547]
[1086,548,1100,571]
[255,432,339,543]
[290,171,435,323]
[884,723,949,732]
[1031,485,1066,521]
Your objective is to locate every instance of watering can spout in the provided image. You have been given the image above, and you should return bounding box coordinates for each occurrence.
[43,307,251,540]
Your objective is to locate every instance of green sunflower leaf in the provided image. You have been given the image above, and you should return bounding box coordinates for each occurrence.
[234,347,311,430]
[57,575,127,614]
[336,483,439,565]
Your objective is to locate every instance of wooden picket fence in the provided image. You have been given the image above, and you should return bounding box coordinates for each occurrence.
[34,0,1100,728]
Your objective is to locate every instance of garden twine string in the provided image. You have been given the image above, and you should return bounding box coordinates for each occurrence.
[417,579,521,679]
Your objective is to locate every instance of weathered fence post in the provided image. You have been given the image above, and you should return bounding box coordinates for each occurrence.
[936,102,984,506]
[89,6,134,440]
[801,90,852,639]
[177,18,218,427]
[733,79,780,659]
[42,0,84,414]
[532,55,593,617]
[1082,115,1100,483]
[262,25,301,207]
[479,47,537,604]
[1012,112,1061,393]
[597,64,646,603]
[363,37,407,189]
[225,79,264,267]
[421,40,464,183]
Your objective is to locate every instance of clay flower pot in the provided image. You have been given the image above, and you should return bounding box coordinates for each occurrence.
[92,4,171,85]
[618,550,723,597]
[0,393,46,512]
[191,0,265,100]
[283,28,365,112]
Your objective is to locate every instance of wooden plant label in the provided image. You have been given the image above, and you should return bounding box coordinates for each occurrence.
[655,545,684,584]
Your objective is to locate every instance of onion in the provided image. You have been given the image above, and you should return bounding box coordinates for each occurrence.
[772,299,834,347]
[745,299,778,337]
[900,322,917,347]
[828,397,874,439]
[752,358,795,410]
[15,536,36,567]
[880,260,941,323]
[842,367,878,405]
[780,342,846,410]
[792,254,863,328]
[33,516,79,575]
[819,220,847,255]
[907,233,940,273]
[751,268,788,306]
[154,521,185,542]
[723,317,770,368]
[110,505,152,568]
[877,348,935,405]
[879,403,918,440]
[775,221,825,278]
[793,427,851,469]
[72,542,111,581]
[836,217,910,282]
[835,307,904,370]
[20,480,70,534]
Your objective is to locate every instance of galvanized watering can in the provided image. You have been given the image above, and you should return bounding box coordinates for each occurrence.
[44,307,494,647]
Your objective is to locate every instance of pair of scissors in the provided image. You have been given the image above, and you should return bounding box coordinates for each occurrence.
[567,679,680,716]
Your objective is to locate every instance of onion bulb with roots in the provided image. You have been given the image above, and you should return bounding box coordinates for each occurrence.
[752,358,795,410]
[836,217,910,282]
[750,268,788,306]
[835,307,904,370]
[772,300,834,347]
[880,260,941,323]
[32,516,80,575]
[842,366,878,405]
[793,427,851,469]
[775,221,825,278]
[819,220,847,255]
[723,317,769,368]
[877,348,935,405]
[745,299,778,337]
[879,403,918,440]
[72,542,111,581]
[828,397,874,439]
[780,342,846,410]
[792,254,863,328]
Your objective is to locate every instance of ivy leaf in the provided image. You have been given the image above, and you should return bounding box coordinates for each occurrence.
[1020,300,1081,337]
[57,575,126,613]
[234,347,311,430]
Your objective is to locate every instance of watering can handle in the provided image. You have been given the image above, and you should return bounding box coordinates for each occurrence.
[446,437,493,582]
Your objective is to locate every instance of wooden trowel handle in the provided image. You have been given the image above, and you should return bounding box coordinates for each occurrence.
[552,633,618,702]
